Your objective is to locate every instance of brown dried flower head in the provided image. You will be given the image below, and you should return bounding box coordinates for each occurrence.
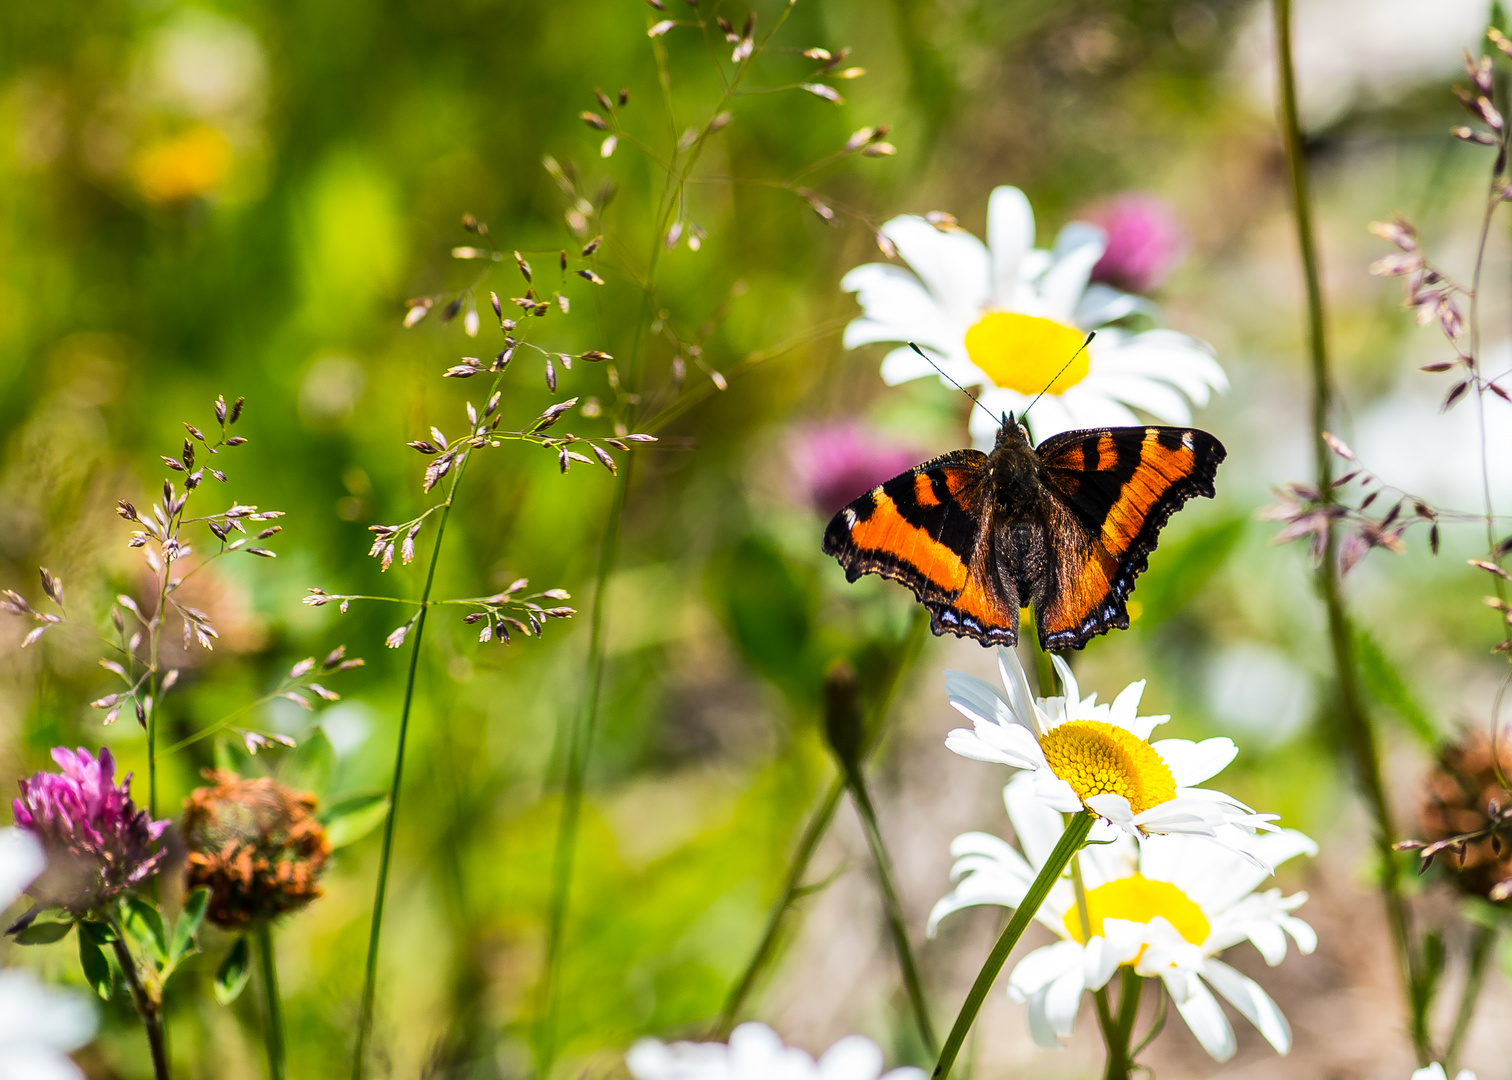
[1419,728,1512,901]
[182,771,331,929]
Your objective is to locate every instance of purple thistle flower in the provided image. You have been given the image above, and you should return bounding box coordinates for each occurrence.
[12,747,169,914]
[1083,193,1188,295]
[789,422,920,518]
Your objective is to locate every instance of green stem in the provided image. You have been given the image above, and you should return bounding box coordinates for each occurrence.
[714,773,845,1037]
[256,926,286,1080]
[109,927,170,1080]
[715,610,928,1035]
[535,453,634,1074]
[846,764,939,1056]
[1272,0,1426,1064]
[351,466,464,1079]
[1112,968,1142,1078]
[1444,923,1495,1073]
[932,811,1094,1080]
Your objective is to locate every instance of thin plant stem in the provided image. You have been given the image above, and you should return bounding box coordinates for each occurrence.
[1071,846,1127,1080]
[1444,923,1496,1072]
[351,462,466,1079]
[714,609,929,1035]
[109,925,170,1080]
[1273,0,1427,1062]
[1129,981,1167,1059]
[1115,967,1143,1055]
[256,925,287,1080]
[845,762,939,1056]
[535,453,634,1073]
[932,811,1094,1080]
[713,773,845,1037]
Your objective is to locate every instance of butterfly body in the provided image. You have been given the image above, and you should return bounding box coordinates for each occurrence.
[823,418,1225,651]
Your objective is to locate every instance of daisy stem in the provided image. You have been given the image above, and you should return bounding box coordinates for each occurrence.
[1071,846,1128,1080]
[256,925,286,1080]
[1443,922,1495,1073]
[1273,0,1426,1063]
[1114,968,1142,1072]
[712,774,845,1037]
[932,810,1095,1080]
[845,763,939,1056]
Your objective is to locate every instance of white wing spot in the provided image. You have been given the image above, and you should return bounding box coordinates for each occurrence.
[1181,431,1194,450]
[844,509,858,527]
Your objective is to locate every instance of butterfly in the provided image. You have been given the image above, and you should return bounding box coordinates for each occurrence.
[822,415,1226,651]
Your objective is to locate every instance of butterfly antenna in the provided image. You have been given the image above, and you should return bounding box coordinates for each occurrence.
[906,342,1001,428]
[1021,331,1096,422]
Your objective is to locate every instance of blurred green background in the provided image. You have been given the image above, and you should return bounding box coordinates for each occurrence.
[3,0,1511,1077]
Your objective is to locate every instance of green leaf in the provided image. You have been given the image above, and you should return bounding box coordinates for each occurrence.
[281,726,336,796]
[123,896,168,965]
[78,919,118,945]
[213,734,254,778]
[708,534,818,701]
[78,931,113,1000]
[1355,628,1437,747]
[171,887,211,962]
[319,791,391,849]
[214,935,252,1004]
[1132,516,1246,630]
[12,909,75,945]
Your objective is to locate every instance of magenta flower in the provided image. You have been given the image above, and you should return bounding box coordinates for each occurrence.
[12,748,168,914]
[789,422,920,518]
[1083,193,1188,294]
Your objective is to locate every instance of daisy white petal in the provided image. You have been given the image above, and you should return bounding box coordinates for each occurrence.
[1043,965,1087,1043]
[1039,223,1107,322]
[629,1023,924,1080]
[1150,737,1237,787]
[987,185,1036,306]
[1025,983,1062,1049]
[1003,772,1068,869]
[1164,972,1237,1062]
[878,216,990,324]
[1201,959,1292,1054]
[1007,940,1084,1001]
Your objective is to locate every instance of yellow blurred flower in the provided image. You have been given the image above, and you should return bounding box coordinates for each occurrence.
[132,124,232,204]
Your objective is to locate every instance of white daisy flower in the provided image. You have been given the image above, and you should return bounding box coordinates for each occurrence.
[841,186,1227,444]
[928,774,1317,1062]
[1414,1067,1477,1080]
[943,647,1277,851]
[626,1022,925,1080]
[0,828,96,1080]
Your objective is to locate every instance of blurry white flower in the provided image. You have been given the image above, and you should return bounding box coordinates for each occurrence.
[627,1022,925,1080]
[0,827,44,909]
[929,775,1317,1062]
[944,648,1277,852]
[1413,1066,1476,1080]
[0,828,96,1080]
[841,186,1226,444]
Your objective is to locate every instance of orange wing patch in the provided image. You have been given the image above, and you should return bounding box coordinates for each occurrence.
[1033,426,1225,651]
[823,450,1022,645]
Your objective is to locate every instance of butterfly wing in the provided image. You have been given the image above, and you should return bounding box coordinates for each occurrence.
[1031,426,1225,650]
[823,450,1022,645]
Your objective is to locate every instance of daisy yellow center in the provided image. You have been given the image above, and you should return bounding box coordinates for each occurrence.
[1038,720,1177,816]
[963,311,1089,395]
[1063,874,1211,948]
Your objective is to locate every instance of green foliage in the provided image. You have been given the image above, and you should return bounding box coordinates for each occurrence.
[709,534,820,704]
[319,791,391,850]
[12,908,75,945]
[215,935,253,1005]
[1132,515,1246,631]
[78,929,114,1000]
[1355,628,1438,747]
